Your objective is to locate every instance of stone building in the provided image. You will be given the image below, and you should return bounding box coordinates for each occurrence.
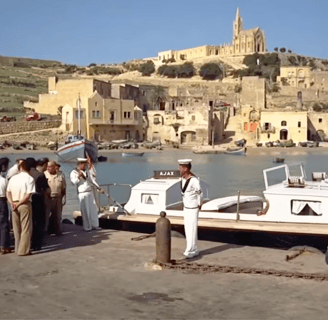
[26,77,143,141]
[259,110,308,143]
[60,91,143,141]
[157,8,266,63]
[24,77,112,115]
[146,108,225,146]
[240,76,266,109]
[277,66,328,92]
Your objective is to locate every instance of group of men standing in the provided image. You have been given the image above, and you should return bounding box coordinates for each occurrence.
[0,154,203,260]
[0,157,66,256]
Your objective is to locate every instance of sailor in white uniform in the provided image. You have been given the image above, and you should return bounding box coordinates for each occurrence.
[178,159,203,258]
[70,158,104,231]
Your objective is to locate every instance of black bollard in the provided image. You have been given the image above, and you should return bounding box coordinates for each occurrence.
[156,211,171,263]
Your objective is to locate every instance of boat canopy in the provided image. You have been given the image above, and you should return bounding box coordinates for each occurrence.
[124,177,209,215]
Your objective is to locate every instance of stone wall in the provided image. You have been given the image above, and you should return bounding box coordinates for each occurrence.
[0,120,61,135]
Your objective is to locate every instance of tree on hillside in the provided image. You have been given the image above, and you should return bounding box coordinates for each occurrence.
[274,47,278,52]
[177,62,195,78]
[199,63,222,80]
[280,47,286,53]
[150,86,167,110]
[157,65,178,78]
[138,61,155,76]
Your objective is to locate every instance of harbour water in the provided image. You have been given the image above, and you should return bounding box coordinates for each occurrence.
[3,147,328,221]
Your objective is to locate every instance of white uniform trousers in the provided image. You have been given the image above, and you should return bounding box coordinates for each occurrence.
[78,191,99,231]
[183,207,199,257]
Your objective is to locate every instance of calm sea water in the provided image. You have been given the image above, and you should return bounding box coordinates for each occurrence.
[4,148,328,220]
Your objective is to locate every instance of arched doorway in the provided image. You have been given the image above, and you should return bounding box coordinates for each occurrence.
[280,129,288,140]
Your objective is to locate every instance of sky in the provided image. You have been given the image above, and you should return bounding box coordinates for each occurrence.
[1,0,328,66]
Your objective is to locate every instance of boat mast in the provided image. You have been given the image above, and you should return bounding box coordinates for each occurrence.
[77,93,81,136]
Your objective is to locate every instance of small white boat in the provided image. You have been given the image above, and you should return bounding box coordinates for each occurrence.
[97,163,328,236]
[122,152,144,157]
[224,147,247,155]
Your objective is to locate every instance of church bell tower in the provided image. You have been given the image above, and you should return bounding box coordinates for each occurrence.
[233,8,243,41]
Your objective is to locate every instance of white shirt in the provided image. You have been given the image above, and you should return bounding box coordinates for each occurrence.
[0,175,7,197]
[181,176,203,209]
[70,169,100,194]
[7,171,35,202]
[6,164,19,181]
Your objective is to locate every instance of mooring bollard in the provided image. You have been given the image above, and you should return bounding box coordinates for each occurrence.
[156,211,171,263]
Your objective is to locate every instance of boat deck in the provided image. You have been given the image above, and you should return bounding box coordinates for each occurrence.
[99,211,328,236]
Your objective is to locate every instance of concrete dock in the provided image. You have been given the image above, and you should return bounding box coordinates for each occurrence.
[1,223,328,319]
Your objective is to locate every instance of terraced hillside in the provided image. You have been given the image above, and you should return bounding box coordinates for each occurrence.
[0,56,62,118]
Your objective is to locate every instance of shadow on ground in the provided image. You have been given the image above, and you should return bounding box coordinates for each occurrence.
[32,223,115,255]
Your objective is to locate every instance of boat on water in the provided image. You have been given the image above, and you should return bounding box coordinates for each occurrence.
[273,157,284,163]
[122,152,144,157]
[95,162,328,236]
[56,135,98,163]
[56,95,98,163]
[224,147,247,155]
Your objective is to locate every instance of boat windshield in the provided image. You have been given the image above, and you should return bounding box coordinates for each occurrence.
[263,162,306,190]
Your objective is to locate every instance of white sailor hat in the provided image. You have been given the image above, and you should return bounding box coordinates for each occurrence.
[178,159,192,165]
[77,157,88,163]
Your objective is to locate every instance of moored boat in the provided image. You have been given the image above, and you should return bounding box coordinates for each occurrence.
[273,157,284,163]
[122,152,144,157]
[56,137,98,163]
[224,147,247,155]
[93,162,328,236]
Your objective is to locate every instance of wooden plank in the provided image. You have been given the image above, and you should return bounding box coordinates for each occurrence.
[99,212,328,236]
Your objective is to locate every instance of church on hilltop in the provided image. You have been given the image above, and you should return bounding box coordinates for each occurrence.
[157,8,267,62]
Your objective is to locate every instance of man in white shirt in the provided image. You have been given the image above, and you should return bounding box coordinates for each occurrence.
[70,158,104,231]
[7,160,35,256]
[6,158,23,181]
[178,159,203,259]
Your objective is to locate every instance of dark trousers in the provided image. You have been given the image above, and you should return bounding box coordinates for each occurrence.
[31,194,46,250]
[0,197,10,248]
[48,196,62,236]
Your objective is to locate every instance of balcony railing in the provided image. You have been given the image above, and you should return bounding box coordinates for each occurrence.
[260,126,275,133]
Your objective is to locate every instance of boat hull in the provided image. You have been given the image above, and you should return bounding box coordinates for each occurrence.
[56,140,98,163]
[122,152,144,157]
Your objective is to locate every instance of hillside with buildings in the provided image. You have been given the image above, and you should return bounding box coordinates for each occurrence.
[2,8,328,147]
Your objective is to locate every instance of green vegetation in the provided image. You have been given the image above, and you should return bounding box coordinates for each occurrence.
[199,63,222,80]
[85,66,121,75]
[138,61,155,76]
[234,53,281,81]
[158,62,195,78]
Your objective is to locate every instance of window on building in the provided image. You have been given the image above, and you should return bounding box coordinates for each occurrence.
[124,111,131,119]
[192,115,196,121]
[92,110,101,118]
[95,102,98,107]
[75,110,84,119]
[319,118,322,123]
[281,121,287,126]
[298,121,301,127]
[267,134,270,139]
[109,111,115,122]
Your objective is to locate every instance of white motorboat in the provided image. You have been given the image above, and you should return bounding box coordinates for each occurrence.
[96,163,328,235]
